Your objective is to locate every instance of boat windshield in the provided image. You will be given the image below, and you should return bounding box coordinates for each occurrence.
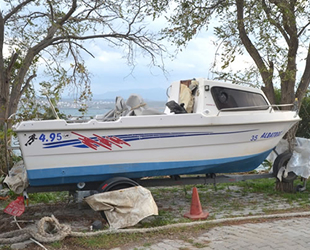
[211,87,269,111]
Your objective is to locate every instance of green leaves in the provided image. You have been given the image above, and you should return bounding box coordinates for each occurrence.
[1,0,165,119]
[158,0,310,105]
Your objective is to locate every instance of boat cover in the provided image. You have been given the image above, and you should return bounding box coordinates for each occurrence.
[85,186,158,229]
[96,96,129,121]
[96,94,163,121]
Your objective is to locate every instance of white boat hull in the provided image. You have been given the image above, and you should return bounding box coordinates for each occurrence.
[15,112,298,187]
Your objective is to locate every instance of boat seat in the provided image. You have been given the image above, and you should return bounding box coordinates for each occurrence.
[165,100,187,114]
[126,94,165,116]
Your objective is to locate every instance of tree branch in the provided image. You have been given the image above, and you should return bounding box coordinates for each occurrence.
[270,0,297,40]
[1,0,167,119]
[298,21,310,37]
[296,42,310,101]
[47,0,55,23]
[4,0,35,22]
[20,74,37,97]
[49,32,164,63]
[58,0,77,25]
[126,1,143,36]
[194,0,228,12]
[261,0,289,44]
[6,52,19,81]
[236,0,275,103]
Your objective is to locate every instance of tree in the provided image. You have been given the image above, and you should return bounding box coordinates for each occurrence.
[153,0,310,107]
[296,91,310,138]
[0,0,165,127]
[0,0,165,174]
[152,0,310,191]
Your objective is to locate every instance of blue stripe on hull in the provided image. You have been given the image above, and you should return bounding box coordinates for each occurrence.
[42,130,258,149]
[27,149,272,187]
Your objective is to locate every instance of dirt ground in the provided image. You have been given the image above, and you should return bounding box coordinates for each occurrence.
[1,180,308,235]
[0,202,105,233]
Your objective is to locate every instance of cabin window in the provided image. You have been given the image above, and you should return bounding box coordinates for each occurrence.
[211,87,269,110]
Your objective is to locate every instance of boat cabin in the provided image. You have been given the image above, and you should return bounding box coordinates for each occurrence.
[165,78,270,115]
[96,78,271,121]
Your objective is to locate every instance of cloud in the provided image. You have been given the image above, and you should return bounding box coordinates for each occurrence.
[29,15,219,98]
[80,27,217,96]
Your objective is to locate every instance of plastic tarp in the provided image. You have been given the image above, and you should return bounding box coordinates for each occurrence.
[265,139,289,164]
[267,138,310,179]
[4,161,28,194]
[287,138,310,178]
[85,186,158,229]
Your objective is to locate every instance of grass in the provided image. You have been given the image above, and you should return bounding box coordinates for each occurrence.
[222,178,276,194]
[28,191,69,204]
[0,246,11,250]
[2,175,310,249]
[50,241,63,249]
[139,210,190,228]
[74,232,149,249]
[0,191,69,210]
[64,220,213,249]
[193,241,209,248]
[46,215,292,249]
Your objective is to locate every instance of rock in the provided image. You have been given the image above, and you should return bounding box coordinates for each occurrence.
[91,220,103,230]
[11,240,33,249]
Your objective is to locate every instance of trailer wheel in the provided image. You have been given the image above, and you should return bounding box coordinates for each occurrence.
[97,177,139,221]
[273,151,297,183]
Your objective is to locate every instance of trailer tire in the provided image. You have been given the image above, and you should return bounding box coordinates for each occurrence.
[272,151,297,183]
[97,177,139,221]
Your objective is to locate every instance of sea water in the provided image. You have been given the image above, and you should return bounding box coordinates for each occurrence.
[59,108,110,117]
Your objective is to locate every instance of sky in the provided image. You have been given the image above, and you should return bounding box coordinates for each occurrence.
[81,30,217,96]
[54,10,223,100]
[2,2,255,101]
[4,2,309,102]
[72,27,256,101]
[58,14,255,100]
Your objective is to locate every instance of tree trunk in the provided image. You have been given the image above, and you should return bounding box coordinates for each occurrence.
[275,180,295,193]
[0,76,10,128]
[236,0,276,104]
[296,44,310,102]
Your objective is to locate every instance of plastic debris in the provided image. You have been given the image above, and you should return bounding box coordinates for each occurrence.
[4,196,25,217]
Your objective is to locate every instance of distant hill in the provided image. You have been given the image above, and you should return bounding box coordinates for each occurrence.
[93,88,167,101]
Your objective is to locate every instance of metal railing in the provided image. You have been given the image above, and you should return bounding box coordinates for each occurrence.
[216,103,296,116]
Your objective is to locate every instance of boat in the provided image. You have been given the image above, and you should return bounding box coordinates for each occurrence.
[13,78,300,188]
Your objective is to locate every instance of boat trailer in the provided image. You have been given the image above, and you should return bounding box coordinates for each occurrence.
[26,172,275,194]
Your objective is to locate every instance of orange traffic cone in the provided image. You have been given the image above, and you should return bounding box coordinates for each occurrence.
[184,187,209,220]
